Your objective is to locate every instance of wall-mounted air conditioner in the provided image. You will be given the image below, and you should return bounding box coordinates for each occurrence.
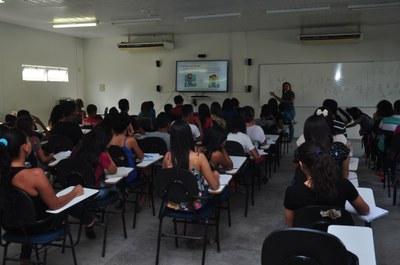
[117,40,174,50]
[117,35,175,50]
[299,32,362,44]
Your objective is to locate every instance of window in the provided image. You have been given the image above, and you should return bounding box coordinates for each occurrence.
[22,65,69,82]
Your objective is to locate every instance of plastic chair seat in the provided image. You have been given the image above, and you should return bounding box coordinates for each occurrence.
[86,191,120,208]
[163,202,215,220]
[3,224,69,244]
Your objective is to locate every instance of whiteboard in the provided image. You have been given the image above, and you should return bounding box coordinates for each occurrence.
[259,61,400,107]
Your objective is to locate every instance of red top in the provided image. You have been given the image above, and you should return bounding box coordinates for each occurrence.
[82,117,102,126]
[95,152,112,184]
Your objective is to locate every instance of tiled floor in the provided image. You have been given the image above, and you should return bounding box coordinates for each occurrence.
[2,139,399,265]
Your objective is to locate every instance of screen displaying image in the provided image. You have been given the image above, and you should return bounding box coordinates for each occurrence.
[176,60,229,92]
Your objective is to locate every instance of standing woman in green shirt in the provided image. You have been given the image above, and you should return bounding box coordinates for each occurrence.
[270,81,296,140]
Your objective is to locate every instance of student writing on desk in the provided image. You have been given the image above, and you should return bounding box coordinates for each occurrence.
[196,126,233,172]
[162,121,219,211]
[0,128,84,262]
[283,142,369,227]
[71,124,117,238]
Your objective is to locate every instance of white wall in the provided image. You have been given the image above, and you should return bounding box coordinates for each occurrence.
[84,24,400,139]
[0,22,84,123]
[1,22,399,139]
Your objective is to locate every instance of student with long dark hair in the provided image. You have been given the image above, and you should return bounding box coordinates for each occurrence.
[71,124,117,195]
[198,103,213,132]
[295,115,350,180]
[0,128,84,260]
[284,141,369,227]
[199,126,233,171]
[162,120,219,211]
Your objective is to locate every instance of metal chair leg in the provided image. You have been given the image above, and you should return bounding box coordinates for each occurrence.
[173,218,179,248]
[155,217,164,265]
[68,232,78,265]
[102,209,110,257]
[201,221,209,265]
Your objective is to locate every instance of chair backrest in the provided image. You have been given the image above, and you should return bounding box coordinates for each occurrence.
[225,140,246,156]
[47,134,74,153]
[293,205,354,232]
[138,137,168,155]
[108,145,129,167]
[1,187,37,229]
[56,158,96,188]
[261,227,354,265]
[154,168,199,203]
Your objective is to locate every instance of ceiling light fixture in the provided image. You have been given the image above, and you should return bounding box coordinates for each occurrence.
[111,17,162,25]
[348,2,400,10]
[266,6,330,14]
[184,12,241,20]
[0,0,6,3]
[53,21,98,28]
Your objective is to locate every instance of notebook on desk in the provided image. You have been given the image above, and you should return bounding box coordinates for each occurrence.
[142,153,163,161]
[106,167,133,178]
[47,187,98,214]
[345,187,389,223]
[53,150,71,161]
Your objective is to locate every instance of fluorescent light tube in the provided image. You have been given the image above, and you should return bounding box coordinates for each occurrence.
[348,2,400,10]
[53,21,98,28]
[111,17,162,25]
[184,12,241,20]
[266,6,330,14]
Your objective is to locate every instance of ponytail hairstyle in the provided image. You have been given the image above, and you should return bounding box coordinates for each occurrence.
[314,107,335,135]
[297,141,340,202]
[303,115,332,152]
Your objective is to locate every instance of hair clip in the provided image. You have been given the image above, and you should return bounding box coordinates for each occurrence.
[0,138,8,147]
[316,109,328,117]
[315,148,322,157]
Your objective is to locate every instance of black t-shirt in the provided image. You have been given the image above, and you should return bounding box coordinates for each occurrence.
[51,121,83,146]
[284,178,358,211]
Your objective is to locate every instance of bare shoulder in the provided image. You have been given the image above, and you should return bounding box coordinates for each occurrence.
[126,136,138,146]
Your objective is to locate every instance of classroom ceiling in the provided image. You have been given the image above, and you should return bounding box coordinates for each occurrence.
[0,0,399,38]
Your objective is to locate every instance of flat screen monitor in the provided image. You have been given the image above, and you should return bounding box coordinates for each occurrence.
[176,60,229,92]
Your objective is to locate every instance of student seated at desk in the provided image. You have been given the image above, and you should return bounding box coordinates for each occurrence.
[284,141,369,227]
[197,125,233,171]
[48,104,63,131]
[71,124,117,197]
[16,115,54,169]
[51,101,83,146]
[295,114,350,181]
[226,116,260,159]
[0,128,84,261]
[17,109,50,139]
[109,113,144,182]
[146,112,171,151]
[242,106,266,147]
[82,104,102,127]
[182,104,203,141]
[162,120,220,211]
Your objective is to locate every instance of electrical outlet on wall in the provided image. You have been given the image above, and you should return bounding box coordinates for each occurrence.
[99,84,106,92]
